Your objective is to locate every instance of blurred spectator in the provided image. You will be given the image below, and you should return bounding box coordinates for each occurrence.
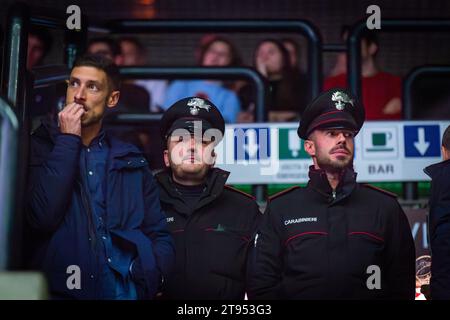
[163,35,242,123]
[240,38,308,122]
[118,37,168,112]
[324,27,402,120]
[27,26,53,69]
[282,37,301,69]
[87,37,124,65]
[424,125,450,300]
[27,26,60,123]
[195,33,222,63]
[281,36,311,106]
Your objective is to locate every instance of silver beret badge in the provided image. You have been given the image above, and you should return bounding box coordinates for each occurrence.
[187,98,211,115]
[331,91,354,110]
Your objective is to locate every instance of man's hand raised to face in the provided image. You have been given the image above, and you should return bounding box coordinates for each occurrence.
[58,102,85,136]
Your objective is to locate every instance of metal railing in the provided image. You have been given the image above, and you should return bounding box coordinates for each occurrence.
[32,65,69,89]
[403,65,450,120]
[120,66,266,121]
[0,96,19,270]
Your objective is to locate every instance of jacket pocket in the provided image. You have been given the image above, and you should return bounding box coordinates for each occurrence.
[347,231,385,275]
[204,228,250,281]
[284,231,328,277]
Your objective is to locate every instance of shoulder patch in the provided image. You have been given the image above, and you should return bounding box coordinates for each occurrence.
[224,185,256,200]
[268,186,300,202]
[362,184,398,198]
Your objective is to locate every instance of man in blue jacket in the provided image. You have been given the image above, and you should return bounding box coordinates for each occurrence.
[425,125,450,300]
[26,54,174,299]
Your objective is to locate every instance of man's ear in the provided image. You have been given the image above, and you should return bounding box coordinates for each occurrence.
[163,149,170,167]
[107,90,120,108]
[304,138,316,157]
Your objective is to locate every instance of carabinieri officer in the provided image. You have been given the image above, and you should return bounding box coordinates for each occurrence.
[248,88,415,300]
[156,97,261,300]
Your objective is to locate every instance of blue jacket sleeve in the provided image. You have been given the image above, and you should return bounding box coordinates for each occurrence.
[27,134,82,233]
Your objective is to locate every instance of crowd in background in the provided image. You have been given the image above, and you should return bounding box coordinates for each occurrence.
[27,25,407,125]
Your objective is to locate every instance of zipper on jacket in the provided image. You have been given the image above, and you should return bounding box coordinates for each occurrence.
[78,179,101,298]
[332,190,337,200]
[78,180,97,249]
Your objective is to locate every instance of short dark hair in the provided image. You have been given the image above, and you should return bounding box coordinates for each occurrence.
[87,37,121,57]
[341,25,379,47]
[72,54,121,91]
[443,125,450,150]
[361,30,378,47]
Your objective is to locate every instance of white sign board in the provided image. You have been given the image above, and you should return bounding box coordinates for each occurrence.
[212,121,450,184]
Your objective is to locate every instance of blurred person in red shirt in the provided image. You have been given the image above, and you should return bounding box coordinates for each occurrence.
[324,27,402,120]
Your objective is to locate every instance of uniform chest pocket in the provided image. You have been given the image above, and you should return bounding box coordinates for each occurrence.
[347,231,385,274]
[284,231,328,276]
[204,228,250,281]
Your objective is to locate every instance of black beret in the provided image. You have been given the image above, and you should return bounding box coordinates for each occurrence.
[160,96,225,140]
[297,88,365,139]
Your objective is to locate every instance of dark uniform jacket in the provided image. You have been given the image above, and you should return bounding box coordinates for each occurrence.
[424,159,450,300]
[156,168,261,300]
[248,166,415,300]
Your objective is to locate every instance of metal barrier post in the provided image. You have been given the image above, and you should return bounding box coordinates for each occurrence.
[0,97,19,269]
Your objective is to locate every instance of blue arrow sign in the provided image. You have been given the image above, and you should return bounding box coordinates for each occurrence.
[404,125,440,157]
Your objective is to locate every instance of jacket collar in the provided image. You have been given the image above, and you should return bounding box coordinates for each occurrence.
[307,165,357,203]
[424,159,450,179]
[156,167,230,215]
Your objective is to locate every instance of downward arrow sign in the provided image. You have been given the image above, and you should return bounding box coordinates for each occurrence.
[244,129,259,158]
[414,128,430,155]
